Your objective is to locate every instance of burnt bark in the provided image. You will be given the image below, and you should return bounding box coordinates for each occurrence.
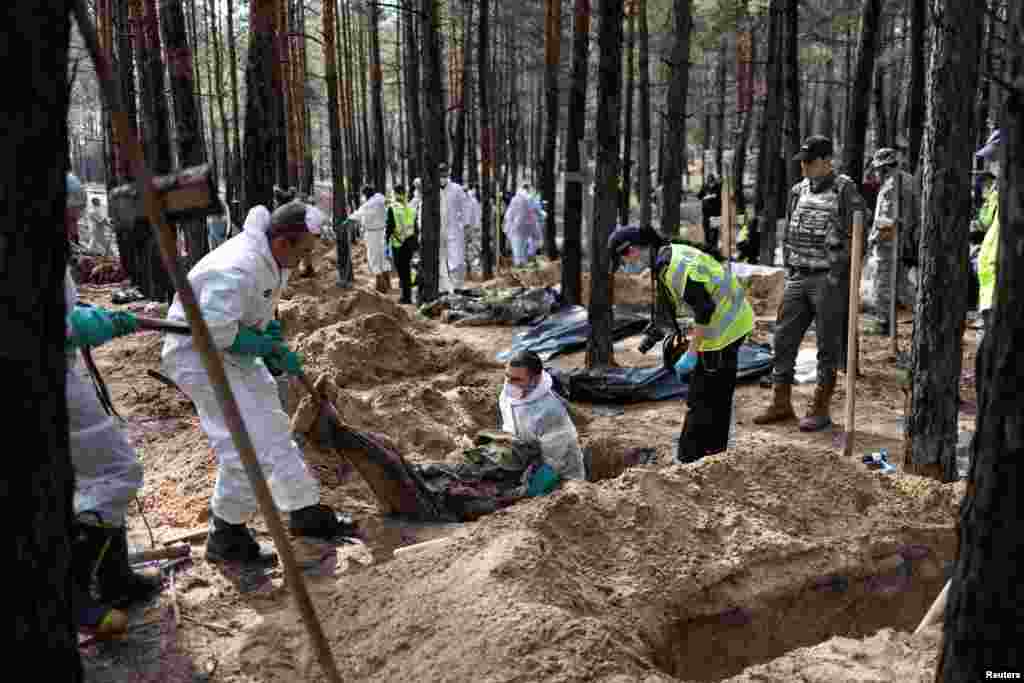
[478,0,494,279]
[905,0,983,482]
[637,0,651,228]
[659,0,693,237]
[938,7,1024,676]
[369,0,386,189]
[542,0,561,258]
[756,0,783,264]
[403,0,423,183]
[620,8,635,227]
[419,0,445,302]
[5,5,81,678]
[841,0,882,189]
[561,0,591,306]
[244,0,277,210]
[587,0,625,370]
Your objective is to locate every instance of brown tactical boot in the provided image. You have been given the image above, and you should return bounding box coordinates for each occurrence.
[799,374,837,432]
[374,274,386,293]
[753,383,796,424]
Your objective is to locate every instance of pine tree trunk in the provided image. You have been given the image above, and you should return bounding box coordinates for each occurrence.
[938,9,1024,673]
[542,0,562,257]
[227,0,243,212]
[419,0,445,302]
[464,0,477,187]
[783,0,800,189]
[206,0,232,214]
[369,0,386,189]
[620,8,636,227]
[358,9,373,185]
[841,0,882,188]
[478,0,493,278]
[873,60,889,146]
[587,0,625,370]
[637,0,651,228]
[660,0,693,238]
[403,0,423,183]
[562,0,591,306]
[244,0,278,209]
[905,0,983,482]
[715,36,727,180]
[756,0,783,264]
[323,0,347,224]
[6,6,81,676]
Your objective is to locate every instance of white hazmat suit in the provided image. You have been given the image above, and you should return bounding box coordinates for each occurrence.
[440,181,470,291]
[350,192,390,275]
[161,206,320,525]
[499,371,585,481]
[65,270,144,524]
[83,202,115,257]
[503,189,541,266]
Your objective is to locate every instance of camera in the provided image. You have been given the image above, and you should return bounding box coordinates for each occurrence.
[637,323,664,354]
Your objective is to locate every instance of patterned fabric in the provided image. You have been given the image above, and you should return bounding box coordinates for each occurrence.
[784,173,864,275]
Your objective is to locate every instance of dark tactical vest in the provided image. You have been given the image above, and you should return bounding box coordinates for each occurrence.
[785,174,851,271]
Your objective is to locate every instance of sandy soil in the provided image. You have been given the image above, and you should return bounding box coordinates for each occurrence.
[76,239,977,682]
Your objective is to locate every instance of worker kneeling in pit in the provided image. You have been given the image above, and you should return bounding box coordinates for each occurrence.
[162,200,354,567]
[608,225,754,465]
[500,351,586,492]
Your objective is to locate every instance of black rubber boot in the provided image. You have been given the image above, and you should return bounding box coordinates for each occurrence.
[72,517,128,637]
[288,504,358,540]
[205,513,278,567]
[96,526,163,608]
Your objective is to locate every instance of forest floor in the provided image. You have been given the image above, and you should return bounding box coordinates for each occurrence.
[77,236,977,682]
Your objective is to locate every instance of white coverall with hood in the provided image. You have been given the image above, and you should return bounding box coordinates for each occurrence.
[440,180,470,292]
[160,206,321,525]
[503,189,540,266]
[350,192,390,275]
[66,270,144,524]
[464,189,482,273]
[499,370,585,482]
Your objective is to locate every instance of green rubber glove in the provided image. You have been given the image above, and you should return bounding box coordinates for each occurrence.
[68,306,117,348]
[264,319,283,344]
[109,311,139,337]
[228,326,276,356]
[267,343,304,376]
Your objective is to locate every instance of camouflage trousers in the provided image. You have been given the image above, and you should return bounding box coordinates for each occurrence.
[464,223,482,273]
[872,239,916,321]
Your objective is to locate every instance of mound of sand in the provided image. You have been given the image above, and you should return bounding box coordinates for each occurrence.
[277,287,419,339]
[482,259,654,307]
[234,447,961,683]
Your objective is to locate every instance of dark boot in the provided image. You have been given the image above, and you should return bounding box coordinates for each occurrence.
[72,517,128,638]
[205,512,278,567]
[799,373,837,432]
[96,525,163,608]
[289,504,358,540]
[752,383,797,425]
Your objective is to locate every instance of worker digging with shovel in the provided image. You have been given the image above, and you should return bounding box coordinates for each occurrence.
[161,200,357,567]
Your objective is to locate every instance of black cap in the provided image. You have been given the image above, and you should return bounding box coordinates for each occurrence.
[793,135,833,162]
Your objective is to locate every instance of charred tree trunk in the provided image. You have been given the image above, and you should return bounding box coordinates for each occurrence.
[756,0,783,264]
[227,0,243,215]
[561,0,591,306]
[403,0,423,183]
[905,0,983,482]
[841,0,882,189]
[161,0,209,270]
[419,0,445,302]
[873,61,889,147]
[323,0,347,224]
[937,7,1024,674]
[660,0,693,238]
[357,9,373,185]
[369,0,386,189]
[783,0,801,190]
[244,0,277,209]
[6,5,81,678]
[637,0,652,228]
[621,8,637,228]
[206,0,232,216]
[715,36,727,181]
[479,0,494,278]
[542,0,562,257]
[587,0,625,369]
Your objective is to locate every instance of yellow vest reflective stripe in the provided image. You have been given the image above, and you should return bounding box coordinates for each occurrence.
[659,244,754,352]
[978,217,999,311]
[390,200,417,245]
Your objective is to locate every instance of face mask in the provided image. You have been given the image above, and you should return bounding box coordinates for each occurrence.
[622,260,646,274]
[507,384,527,400]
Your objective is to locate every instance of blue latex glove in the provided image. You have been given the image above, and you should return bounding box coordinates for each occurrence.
[68,307,137,348]
[228,326,276,356]
[267,343,304,376]
[674,349,699,381]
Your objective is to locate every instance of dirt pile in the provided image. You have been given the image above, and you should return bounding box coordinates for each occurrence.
[236,447,960,683]
[277,286,419,338]
[481,258,653,306]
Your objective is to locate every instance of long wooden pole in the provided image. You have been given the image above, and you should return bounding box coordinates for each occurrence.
[71,4,343,681]
[842,210,865,458]
[890,171,901,354]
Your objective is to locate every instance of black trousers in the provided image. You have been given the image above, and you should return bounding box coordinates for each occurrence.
[678,336,744,464]
[335,220,354,286]
[393,236,418,302]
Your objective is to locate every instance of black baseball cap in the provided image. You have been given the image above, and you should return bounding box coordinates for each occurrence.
[793,135,833,162]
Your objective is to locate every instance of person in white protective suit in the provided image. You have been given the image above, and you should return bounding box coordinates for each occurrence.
[161,200,355,566]
[411,177,423,214]
[350,185,391,292]
[499,351,586,485]
[437,162,471,292]
[64,174,162,638]
[464,185,483,277]
[503,183,541,267]
[83,196,115,256]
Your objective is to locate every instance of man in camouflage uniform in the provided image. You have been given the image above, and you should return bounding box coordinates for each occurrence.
[754,135,866,432]
[866,148,919,334]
